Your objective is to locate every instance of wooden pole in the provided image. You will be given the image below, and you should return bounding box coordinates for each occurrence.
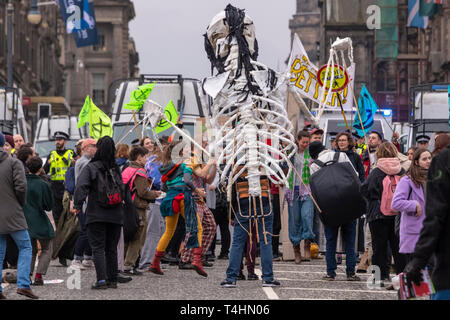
[132,111,142,143]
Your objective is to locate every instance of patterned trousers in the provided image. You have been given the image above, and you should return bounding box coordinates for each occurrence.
[180,202,216,263]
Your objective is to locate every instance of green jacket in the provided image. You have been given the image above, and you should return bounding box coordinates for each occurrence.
[23,174,55,239]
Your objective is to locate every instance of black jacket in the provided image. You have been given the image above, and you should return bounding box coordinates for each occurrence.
[73,161,123,226]
[339,149,365,183]
[410,145,450,291]
[361,167,405,223]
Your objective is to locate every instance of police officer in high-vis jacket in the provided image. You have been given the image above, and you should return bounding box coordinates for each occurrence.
[44,131,75,226]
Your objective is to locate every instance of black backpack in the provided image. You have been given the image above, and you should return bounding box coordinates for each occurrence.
[95,164,124,208]
[310,151,367,227]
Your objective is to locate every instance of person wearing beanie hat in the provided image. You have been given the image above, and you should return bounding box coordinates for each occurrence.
[2,134,15,155]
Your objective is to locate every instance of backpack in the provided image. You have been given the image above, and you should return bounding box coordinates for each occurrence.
[122,170,141,242]
[380,175,401,216]
[310,151,367,227]
[95,164,123,208]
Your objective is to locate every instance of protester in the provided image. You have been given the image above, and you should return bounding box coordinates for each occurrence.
[178,151,217,273]
[205,170,220,260]
[0,132,38,299]
[70,138,97,270]
[149,141,206,277]
[3,134,15,155]
[209,180,231,261]
[73,136,124,289]
[310,128,324,143]
[391,132,401,151]
[407,146,417,161]
[361,142,407,286]
[23,156,54,286]
[43,131,75,227]
[432,134,450,158]
[270,181,282,261]
[138,137,169,269]
[115,143,130,172]
[286,130,314,264]
[391,149,431,264]
[140,136,155,154]
[16,146,34,173]
[362,131,383,178]
[122,146,161,275]
[404,143,450,300]
[309,141,360,281]
[13,134,25,153]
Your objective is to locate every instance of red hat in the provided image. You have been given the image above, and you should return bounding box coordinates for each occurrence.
[5,134,15,149]
[310,128,324,135]
[81,138,97,150]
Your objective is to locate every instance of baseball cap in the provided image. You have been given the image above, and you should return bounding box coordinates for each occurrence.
[310,128,324,135]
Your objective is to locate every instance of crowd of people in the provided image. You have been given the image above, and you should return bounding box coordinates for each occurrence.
[0,126,449,300]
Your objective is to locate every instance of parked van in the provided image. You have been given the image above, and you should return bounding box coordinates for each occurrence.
[110,74,208,144]
[33,115,88,161]
[0,87,28,142]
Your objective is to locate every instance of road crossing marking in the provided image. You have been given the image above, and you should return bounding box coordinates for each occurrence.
[255,269,279,300]
[281,287,397,294]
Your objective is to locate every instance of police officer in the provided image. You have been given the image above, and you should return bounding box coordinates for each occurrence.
[416,134,431,150]
[43,131,75,226]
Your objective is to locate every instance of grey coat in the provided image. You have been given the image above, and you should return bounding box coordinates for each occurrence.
[0,148,28,234]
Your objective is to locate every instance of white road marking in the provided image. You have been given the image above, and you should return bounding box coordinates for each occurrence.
[281,287,397,294]
[255,269,279,300]
[274,270,371,275]
[276,278,370,284]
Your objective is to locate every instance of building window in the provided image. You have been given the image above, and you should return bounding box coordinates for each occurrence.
[92,73,105,106]
[93,35,106,52]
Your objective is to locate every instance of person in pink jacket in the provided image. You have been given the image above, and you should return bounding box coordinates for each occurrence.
[391,148,432,264]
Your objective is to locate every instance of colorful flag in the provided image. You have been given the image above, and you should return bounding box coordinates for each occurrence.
[419,0,440,16]
[353,85,378,138]
[77,95,113,139]
[407,0,429,28]
[155,100,178,134]
[124,82,156,111]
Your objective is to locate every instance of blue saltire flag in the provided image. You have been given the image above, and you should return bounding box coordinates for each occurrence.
[58,0,99,47]
[407,0,429,28]
[353,85,378,138]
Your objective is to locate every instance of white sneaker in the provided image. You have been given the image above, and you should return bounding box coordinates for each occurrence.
[82,259,95,268]
[70,260,87,270]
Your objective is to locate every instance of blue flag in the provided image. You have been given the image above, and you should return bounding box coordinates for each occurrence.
[58,0,99,47]
[407,0,429,28]
[353,85,378,138]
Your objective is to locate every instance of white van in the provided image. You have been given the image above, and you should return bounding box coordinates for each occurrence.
[0,88,29,142]
[34,116,88,161]
[111,74,208,145]
[317,108,394,149]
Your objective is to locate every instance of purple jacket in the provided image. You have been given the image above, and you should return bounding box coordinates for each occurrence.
[391,176,426,254]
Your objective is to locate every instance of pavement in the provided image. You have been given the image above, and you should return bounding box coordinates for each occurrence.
[1,249,403,300]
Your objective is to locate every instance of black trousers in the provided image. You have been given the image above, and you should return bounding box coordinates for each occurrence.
[369,218,406,280]
[271,194,281,256]
[87,222,121,283]
[51,182,65,226]
[210,206,231,256]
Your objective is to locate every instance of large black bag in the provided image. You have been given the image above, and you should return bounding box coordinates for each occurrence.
[310,151,367,227]
[122,171,141,243]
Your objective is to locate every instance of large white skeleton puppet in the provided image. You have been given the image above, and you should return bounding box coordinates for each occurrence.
[202,5,297,213]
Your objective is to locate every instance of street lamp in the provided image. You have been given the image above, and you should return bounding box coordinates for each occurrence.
[27,0,42,25]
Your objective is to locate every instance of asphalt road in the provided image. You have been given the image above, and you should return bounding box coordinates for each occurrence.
[1,249,400,301]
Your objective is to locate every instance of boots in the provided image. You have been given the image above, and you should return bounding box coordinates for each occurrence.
[149,250,165,275]
[293,244,302,264]
[356,250,369,273]
[303,240,311,261]
[191,247,208,277]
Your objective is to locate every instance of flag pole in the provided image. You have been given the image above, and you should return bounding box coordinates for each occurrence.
[132,111,142,143]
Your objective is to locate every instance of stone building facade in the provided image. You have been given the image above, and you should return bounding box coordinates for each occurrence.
[61,0,139,114]
[289,0,449,123]
[0,0,64,96]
